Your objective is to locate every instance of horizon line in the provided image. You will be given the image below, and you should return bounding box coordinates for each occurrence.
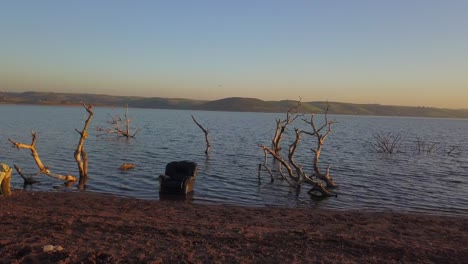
[1,89,467,111]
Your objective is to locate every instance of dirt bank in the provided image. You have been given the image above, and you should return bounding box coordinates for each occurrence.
[1,190,466,263]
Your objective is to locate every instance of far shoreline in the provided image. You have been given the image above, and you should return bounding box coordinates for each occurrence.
[2,101,468,120]
[1,90,468,119]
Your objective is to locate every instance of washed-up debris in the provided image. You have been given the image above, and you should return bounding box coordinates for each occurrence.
[43,245,64,252]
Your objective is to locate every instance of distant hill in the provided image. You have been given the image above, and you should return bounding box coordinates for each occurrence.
[128,97,205,110]
[1,91,467,118]
[200,97,271,112]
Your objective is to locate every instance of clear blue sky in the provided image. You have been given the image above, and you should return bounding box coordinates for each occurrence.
[1,1,467,108]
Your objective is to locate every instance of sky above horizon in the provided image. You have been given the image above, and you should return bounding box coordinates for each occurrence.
[1,1,467,109]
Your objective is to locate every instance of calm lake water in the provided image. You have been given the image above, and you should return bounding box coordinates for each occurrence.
[1,104,467,216]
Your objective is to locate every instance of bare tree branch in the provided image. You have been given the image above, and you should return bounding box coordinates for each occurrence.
[447,145,461,155]
[191,115,211,155]
[13,164,39,185]
[258,163,274,183]
[96,104,140,138]
[271,100,303,156]
[8,131,77,182]
[258,144,296,186]
[302,102,337,188]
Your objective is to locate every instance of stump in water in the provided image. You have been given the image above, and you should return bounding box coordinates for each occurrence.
[119,163,136,170]
[0,163,12,196]
[159,161,197,195]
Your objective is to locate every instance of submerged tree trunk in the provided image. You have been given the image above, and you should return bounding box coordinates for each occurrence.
[257,148,275,183]
[286,130,334,197]
[258,144,297,186]
[13,164,39,185]
[191,115,211,155]
[74,103,94,189]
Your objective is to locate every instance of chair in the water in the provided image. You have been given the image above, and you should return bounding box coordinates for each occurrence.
[159,161,197,195]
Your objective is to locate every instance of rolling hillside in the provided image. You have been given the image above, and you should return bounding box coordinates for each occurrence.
[1,91,467,118]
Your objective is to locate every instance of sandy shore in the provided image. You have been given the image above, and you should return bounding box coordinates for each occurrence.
[1,190,467,263]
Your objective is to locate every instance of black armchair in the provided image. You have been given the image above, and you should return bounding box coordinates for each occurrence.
[159,161,197,195]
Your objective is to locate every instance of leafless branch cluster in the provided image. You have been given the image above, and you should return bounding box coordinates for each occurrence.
[416,137,440,154]
[96,104,140,138]
[369,132,461,156]
[271,100,303,156]
[258,100,337,198]
[447,145,461,155]
[369,132,402,154]
[415,139,463,156]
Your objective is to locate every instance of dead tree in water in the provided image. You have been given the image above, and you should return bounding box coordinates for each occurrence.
[96,104,140,138]
[369,132,402,155]
[9,131,78,183]
[258,128,334,197]
[303,104,337,188]
[258,100,336,198]
[191,115,211,155]
[74,103,94,189]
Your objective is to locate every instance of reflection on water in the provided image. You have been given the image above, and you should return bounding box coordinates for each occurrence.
[159,192,195,202]
[1,105,467,216]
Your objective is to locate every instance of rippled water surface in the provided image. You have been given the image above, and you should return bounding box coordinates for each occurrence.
[1,105,467,215]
